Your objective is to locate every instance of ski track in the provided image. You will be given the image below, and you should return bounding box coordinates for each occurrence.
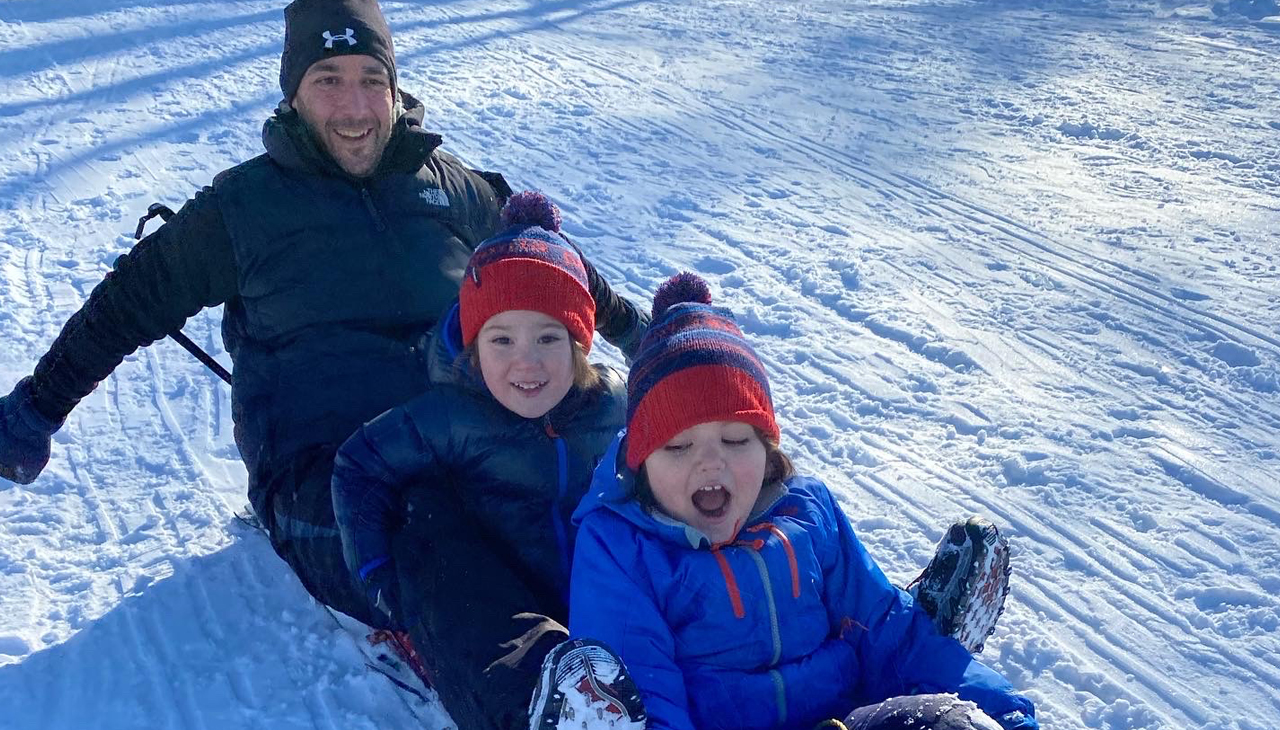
[1,1,1278,729]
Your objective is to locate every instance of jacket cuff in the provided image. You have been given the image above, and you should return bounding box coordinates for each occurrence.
[14,377,66,436]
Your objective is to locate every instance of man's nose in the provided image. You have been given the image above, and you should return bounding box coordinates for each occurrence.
[337,81,373,115]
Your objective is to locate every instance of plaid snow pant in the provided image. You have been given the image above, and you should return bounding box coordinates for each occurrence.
[256,444,388,629]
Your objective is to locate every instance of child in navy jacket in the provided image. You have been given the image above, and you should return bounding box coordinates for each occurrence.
[529,274,1038,730]
[331,193,633,730]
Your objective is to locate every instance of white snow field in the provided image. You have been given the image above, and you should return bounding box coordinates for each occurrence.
[1,0,1278,728]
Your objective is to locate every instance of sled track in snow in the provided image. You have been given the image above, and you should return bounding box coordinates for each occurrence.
[849,437,1280,724]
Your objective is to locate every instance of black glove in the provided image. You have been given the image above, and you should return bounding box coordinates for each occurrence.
[0,377,64,485]
[612,306,651,365]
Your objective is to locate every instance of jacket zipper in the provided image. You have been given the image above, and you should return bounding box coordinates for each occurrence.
[714,530,800,725]
[544,418,572,605]
[360,185,388,232]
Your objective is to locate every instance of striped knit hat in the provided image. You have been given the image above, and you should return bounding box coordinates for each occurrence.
[459,191,596,352]
[625,273,779,470]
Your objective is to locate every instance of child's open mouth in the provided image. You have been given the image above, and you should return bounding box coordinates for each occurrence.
[512,380,547,396]
[692,485,730,518]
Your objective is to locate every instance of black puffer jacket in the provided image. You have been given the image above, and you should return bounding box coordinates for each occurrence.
[331,303,627,625]
[22,93,642,520]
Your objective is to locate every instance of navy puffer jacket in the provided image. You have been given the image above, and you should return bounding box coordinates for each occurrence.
[21,92,644,528]
[331,303,627,625]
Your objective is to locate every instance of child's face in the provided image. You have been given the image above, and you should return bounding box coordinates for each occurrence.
[477,310,575,419]
[643,421,766,544]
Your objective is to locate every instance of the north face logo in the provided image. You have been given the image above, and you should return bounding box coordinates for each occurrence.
[322,28,357,49]
[419,188,450,207]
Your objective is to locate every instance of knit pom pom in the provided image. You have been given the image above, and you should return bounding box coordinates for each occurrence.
[500,191,561,232]
[651,272,712,319]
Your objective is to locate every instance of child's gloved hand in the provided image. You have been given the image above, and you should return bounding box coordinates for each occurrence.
[997,708,1039,730]
[0,377,64,486]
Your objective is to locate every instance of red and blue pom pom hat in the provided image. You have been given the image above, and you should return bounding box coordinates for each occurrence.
[624,272,779,470]
[459,191,596,353]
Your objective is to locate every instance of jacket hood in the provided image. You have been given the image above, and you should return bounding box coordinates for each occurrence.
[573,431,788,550]
[262,89,443,178]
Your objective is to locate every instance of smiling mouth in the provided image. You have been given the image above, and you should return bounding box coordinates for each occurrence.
[333,128,372,141]
[512,380,548,394]
[692,485,730,518]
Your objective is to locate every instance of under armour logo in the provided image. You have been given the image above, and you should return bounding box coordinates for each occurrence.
[419,188,450,207]
[322,28,357,49]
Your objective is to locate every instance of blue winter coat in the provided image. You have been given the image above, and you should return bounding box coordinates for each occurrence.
[569,433,1037,730]
[332,304,627,626]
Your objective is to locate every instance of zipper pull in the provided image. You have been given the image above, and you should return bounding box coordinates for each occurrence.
[360,186,388,232]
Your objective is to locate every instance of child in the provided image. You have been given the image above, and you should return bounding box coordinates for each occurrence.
[330,192,633,730]
[531,273,1038,730]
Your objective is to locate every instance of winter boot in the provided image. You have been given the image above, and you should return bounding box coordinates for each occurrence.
[529,638,646,730]
[907,516,1011,654]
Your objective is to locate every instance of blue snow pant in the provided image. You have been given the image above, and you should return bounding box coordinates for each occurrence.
[393,479,568,730]
[842,694,1001,730]
[257,444,562,730]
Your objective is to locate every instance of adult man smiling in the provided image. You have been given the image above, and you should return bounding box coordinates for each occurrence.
[0,0,644,636]
[292,54,395,178]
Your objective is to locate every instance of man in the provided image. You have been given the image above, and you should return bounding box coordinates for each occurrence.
[0,0,641,669]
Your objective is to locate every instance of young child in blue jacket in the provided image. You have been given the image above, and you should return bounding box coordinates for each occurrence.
[330,192,635,730]
[529,273,1038,730]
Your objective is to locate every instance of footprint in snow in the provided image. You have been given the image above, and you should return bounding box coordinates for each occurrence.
[1170,286,1211,301]
[1209,341,1261,368]
[694,256,736,275]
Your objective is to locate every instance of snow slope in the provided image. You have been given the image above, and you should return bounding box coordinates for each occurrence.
[1,0,1277,728]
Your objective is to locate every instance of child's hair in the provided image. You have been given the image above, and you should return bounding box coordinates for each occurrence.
[462,339,602,392]
[627,427,795,512]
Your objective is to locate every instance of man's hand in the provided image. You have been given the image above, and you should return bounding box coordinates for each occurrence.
[0,377,62,485]
[613,306,651,365]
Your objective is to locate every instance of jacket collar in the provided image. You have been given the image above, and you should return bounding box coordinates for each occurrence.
[262,90,444,180]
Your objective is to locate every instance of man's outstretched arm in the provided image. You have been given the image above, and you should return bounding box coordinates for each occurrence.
[0,188,238,484]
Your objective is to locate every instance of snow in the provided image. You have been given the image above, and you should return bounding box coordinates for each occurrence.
[1,0,1277,728]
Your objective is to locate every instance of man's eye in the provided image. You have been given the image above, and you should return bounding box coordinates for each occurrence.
[363,77,388,87]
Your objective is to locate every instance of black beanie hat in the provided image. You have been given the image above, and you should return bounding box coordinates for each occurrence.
[279,0,397,103]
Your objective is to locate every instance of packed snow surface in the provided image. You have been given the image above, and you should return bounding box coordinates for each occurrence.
[1,1,1277,728]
